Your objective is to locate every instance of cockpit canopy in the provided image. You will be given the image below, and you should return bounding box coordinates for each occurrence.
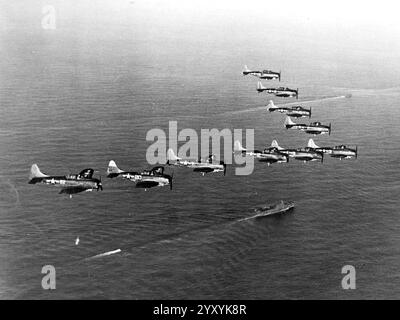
[66,169,95,180]
[150,166,165,175]
[79,168,94,179]
[265,147,279,153]
[207,154,216,163]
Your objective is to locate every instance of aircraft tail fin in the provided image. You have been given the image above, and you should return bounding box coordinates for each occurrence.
[107,160,123,178]
[233,140,246,152]
[284,116,296,127]
[271,140,283,150]
[267,100,276,110]
[167,148,181,162]
[307,139,320,149]
[243,65,251,75]
[257,81,265,91]
[29,164,48,183]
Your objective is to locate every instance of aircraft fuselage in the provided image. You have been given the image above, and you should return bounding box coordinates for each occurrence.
[270,107,310,118]
[260,88,298,98]
[29,176,102,195]
[117,171,171,188]
[286,124,330,135]
[190,162,225,174]
[30,176,99,188]
[243,71,262,76]
[275,148,322,162]
[330,148,357,158]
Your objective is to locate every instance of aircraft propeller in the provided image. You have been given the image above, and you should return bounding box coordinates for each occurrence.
[168,173,173,190]
[97,175,103,191]
[220,161,227,176]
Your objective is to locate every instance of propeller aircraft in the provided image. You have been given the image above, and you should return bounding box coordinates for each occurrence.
[243,65,281,81]
[107,160,173,190]
[267,101,311,118]
[307,139,358,159]
[28,164,103,197]
[285,117,331,135]
[257,82,298,99]
[166,149,226,176]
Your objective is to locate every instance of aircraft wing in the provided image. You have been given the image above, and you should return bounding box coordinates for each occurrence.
[59,186,90,195]
[178,160,197,167]
[249,71,262,77]
[136,180,161,189]
[305,129,323,135]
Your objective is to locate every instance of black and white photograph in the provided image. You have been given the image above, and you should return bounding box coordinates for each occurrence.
[1,0,400,303]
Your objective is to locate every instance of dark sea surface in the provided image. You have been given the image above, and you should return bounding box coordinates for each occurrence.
[1,1,400,299]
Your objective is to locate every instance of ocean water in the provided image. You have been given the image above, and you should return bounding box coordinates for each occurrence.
[1,1,400,299]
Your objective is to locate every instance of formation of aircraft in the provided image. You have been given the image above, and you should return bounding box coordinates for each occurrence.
[233,141,289,166]
[28,152,227,196]
[257,82,299,99]
[27,137,357,197]
[28,164,103,197]
[242,67,349,150]
[242,65,281,81]
[107,160,173,190]
[234,136,358,165]
[27,65,358,197]
[284,117,331,135]
[166,149,226,176]
[243,65,298,99]
[267,101,311,118]
[238,136,358,162]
